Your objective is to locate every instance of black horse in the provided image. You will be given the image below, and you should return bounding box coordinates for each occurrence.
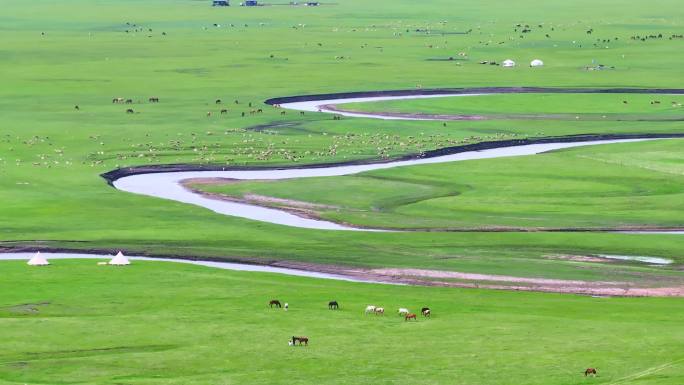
[269,300,282,308]
[328,301,339,310]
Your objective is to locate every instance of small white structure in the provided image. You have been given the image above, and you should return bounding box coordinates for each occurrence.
[27,252,50,266]
[530,59,544,67]
[109,251,131,266]
[502,59,516,67]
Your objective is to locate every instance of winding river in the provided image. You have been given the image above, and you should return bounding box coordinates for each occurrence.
[108,88,684,232]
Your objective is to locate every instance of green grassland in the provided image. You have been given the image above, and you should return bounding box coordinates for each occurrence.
[195,139,684,230]
[1,260,683,385]
[1,0,683,280]
[343,93,684,119]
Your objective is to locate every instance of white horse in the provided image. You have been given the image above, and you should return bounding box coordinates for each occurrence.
[398,308,410,316]
[364,305,376,314]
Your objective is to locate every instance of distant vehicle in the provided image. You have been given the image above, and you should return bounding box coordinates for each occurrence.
[242,0,258,6]
[212,0,229,6]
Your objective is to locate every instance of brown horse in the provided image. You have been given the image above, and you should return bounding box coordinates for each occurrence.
[292,336,308,346]
[269,300,282,308]
[405,313,417,321]
[584,368,597,377]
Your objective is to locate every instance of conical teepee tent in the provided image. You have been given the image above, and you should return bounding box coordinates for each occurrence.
[27,252,50,266]
[109,251,131,266]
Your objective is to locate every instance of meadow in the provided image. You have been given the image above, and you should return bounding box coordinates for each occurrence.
[1,0,683,278]
[343,93,684,119]
[1,0,684,382]
[1,260,683,385]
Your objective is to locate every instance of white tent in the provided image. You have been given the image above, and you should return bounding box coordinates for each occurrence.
[530,59,544,67]
[502,59,516,67]
[109,251,131,266]
[27,252,50,266]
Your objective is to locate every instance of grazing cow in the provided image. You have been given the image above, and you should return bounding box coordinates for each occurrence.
[364,305,376,314]
[374,307,385,315]
[422,309,431,317]
[113,97,124,104]
[328,301,339,310]
[126,109,134,114]
[405,313,417,321]
[398,308,410,316]
[269,300,282,308]
[149,97,159,103]
[220,109,228,114]
[584,368,597,377]
[216,99,222,104]
[280,111,286,115]
[292,336,309,346]
[125,99,133,104]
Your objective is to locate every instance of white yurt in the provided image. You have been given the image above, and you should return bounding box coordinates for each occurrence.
[27,252,50,266]
[502,59,516,67]
[530,59,544,67]
[109,251,131,266]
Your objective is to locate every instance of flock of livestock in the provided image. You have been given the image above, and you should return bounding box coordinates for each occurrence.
[269,299,431,347]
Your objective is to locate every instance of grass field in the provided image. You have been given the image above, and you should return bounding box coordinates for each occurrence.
[2,0,684,383]
[1,260,683,385]
[1,0,683,279]
[343,93,684,119]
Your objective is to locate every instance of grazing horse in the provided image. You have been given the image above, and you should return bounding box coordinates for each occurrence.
[149,97,159,103]
[74,105,80,110]
[269,300,282,308]
[280,111,286,115]
[125,99,133,104]
[405,313,417,321]
[584,368,597,377]
[374,307,385,315]
[364,305,376,314]
[220,109,228,114]
[422,309,431,317]
[421,307,430,315]
[300,111,305,116]
[112,97,124,104]
[206,112,212,117]
[292,336,308,346]
[328,301,339,310]
[215,99,222,104]
[398,308,410,316]
[126,109,134,114]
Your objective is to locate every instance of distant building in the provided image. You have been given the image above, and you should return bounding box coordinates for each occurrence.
[243,0,258,5]
[212,0,229,5]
